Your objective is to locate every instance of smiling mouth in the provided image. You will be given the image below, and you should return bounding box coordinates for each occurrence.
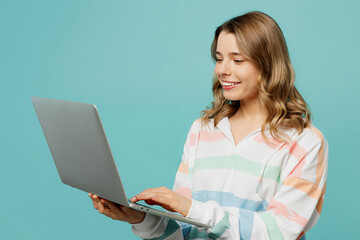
[221,80,241,86]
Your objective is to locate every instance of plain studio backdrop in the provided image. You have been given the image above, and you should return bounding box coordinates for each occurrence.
[1,0,359,239]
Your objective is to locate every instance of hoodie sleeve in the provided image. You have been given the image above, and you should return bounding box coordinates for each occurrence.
[131,121,199,239]
[186,127,328,240]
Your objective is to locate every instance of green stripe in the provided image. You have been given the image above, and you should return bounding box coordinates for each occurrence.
[209,211,230,239]
[189,167,194,181]
[193,155,281,181]
[189,212,230,239]
[189,227,209,239]
[150,219,180,240]
[259,212,284,240]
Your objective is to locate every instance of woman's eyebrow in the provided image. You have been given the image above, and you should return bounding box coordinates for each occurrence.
[215,51,243,56]
[230,52,243,56]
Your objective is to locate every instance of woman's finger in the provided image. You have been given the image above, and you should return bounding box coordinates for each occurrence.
[137,191,171,203]
[135,187,168,200]
[103,200,121,213]
[101,199,145,223]
[135,187,169,198]
[132,187,192,216]
[92,196,106,213]
[92,195,103,208]
[89,194,100,209]
[135,191,176,212]
[92,194,100,201]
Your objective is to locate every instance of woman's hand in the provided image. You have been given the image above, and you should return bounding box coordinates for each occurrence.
[131,187,192,217]
[89,193,145,224]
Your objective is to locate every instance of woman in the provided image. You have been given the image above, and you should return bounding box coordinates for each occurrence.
[90,11,328,239]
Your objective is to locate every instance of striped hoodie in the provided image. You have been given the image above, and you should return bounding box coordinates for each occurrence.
[132,117,328,240]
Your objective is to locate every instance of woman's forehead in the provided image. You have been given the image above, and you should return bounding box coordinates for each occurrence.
[216,32,243,55]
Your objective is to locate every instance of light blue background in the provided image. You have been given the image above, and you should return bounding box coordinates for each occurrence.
[1,0,359,239]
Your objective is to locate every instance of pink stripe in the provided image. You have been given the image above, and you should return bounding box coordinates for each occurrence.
[308,127,326,186]
[253,135,308,162]
[175,187,192,198]
[267,200,308,227]
[253,134,283,149]
[287,141,307,177]
[199,130,226,143]
[189,133,198,147]
[289,141,307,162]
[177,162,189,174]
[288,158,306,178]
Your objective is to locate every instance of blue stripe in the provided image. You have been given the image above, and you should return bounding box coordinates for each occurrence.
[193,190,268,211]
[192,190,268,239]
[239,209,254,240]
[179,222,192,239]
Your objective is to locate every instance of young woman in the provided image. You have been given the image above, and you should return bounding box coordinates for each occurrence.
[90,11,328,240]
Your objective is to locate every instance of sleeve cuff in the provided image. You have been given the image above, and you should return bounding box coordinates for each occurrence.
[186,199,213,225]
[186,199,229,230]
[185,199,194,218]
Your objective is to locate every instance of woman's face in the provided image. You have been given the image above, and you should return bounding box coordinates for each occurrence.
[214,31,261,102]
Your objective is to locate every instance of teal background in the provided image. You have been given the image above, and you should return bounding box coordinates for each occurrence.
[1,0,359,239]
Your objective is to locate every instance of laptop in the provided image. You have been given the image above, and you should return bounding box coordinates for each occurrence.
[31,96,210,228]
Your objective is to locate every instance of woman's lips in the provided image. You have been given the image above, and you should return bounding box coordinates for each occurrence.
[221,80,241,90]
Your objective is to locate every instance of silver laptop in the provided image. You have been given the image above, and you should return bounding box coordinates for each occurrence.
[31,96,210,229]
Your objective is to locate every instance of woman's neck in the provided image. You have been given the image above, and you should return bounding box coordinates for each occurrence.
[231,96,267,124]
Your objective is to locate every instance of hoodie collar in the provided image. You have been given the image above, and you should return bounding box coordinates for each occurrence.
[215,117,236,146]
[215,116,263,147]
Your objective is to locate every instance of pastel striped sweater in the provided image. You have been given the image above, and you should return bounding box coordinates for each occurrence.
[132,117,328,239]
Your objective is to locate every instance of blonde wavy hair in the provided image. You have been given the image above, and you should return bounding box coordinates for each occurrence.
[201,11,311,142]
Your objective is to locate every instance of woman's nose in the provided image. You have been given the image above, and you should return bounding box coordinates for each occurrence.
[216,60,231,76]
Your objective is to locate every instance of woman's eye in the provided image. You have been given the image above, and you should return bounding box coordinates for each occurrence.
[234,59,244,63]
[215,58,223,62]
